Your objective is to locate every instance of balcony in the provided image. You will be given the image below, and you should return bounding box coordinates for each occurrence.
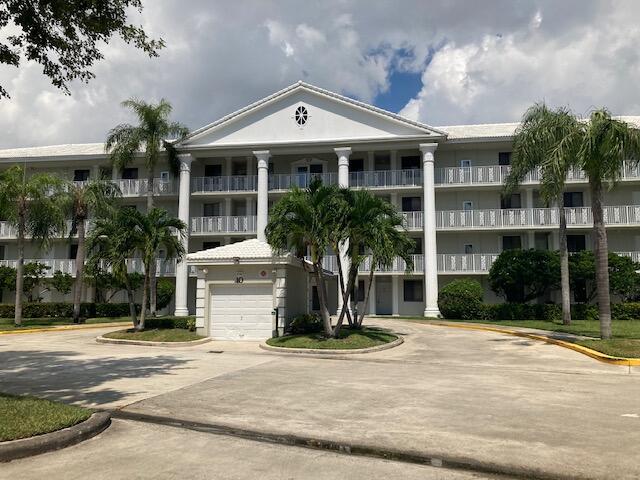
[349,169,422,189]
[0,258,178,277]
[191,175,258,193]
[117,178,176,197]
[436,205,640,230]
[402,211,423,230]
[268,172,338,191]
[190,216,257,235]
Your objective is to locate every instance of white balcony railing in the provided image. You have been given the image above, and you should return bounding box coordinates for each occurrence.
[116,178,176,197]
[268,173,338,191]
[436,205,640,230]
[402,211,423,230]
[191,175,258,193]
[190,216,257,234]
[349,169,422,188]
[0,258,178,277]
[437,253,500,274]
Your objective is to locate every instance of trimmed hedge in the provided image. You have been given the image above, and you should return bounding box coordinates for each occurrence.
[0,302,140,319]
[285,314,322,334]
[438,279,484,320]
[144,316,196,331]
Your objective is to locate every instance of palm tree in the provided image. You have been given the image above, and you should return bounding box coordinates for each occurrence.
[106,98,189,317]
[266,180,348,337]
[354,215,415,329]
[135,208,186,330]
[579,110,640,339]
[505,104,583,325]
[0,166,66,325]
[63,179,120,323]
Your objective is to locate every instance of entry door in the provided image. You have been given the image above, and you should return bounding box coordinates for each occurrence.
[209,283,273,340]
[375,278,392,315]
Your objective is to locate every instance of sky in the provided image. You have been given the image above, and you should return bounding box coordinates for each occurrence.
[1,0,640,148]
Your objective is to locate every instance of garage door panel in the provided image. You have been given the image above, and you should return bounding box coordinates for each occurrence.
[209,283,274,341]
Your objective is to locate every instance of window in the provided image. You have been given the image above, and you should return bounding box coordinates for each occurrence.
[309,163,323,174]
[563,192,584,208]
[160,171,170,182]
[502,235,522,251]
[460,159,472,168]
[401,155,420,170]
[73,169,90,181]
[203,241,220,250]
[411,239,423,254]
[0,245,5,260]
[464,244,474,254]
[205,164,222,177]
[268,162,274,174]
[402,197,421,212]
[498,152,512,166]
[374,153,391,171]
[312,286,320,311]
[501,193,521,209]
[462,201,473,211]
[349,158,364,172]
[232,162,247,176]
[69,244,78,260]
[403,280,423,302]
[567,235,586,252]
[203,203,220,217]
[294,105,308,126]
[354,279,365,302]
[122,168,138,180]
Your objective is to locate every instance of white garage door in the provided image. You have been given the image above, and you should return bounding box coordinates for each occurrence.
[209,283,273,340]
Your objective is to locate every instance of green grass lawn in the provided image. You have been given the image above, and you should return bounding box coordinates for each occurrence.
[266,327,398,350]
[0,393,92,442]
[397,317,640,358]
[103,328,203,342]
[0,316,130,331]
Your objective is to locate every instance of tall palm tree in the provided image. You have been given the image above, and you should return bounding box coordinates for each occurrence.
[0,166,66,325]
[266,179,348,337]
[505,104,583,325]
[579,110,640,339]
[135,208,186,330]
[106,98,189,317]
[354,215,415,329]
[62,179,120,323]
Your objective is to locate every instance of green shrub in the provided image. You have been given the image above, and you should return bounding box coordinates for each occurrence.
[438,279,484,319]
[156,278,175,310]
[0,302,137,319]
[144,316,196,330]
[286,314,322,334]
[483,303,561,321]
[94,303,140,318]
[571,303,598,321]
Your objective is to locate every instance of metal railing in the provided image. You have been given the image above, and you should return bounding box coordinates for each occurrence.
[190,216,257,234]
[191,175,258,193]
[116,178,176,196]
[268,172,338,190]
[349,169,422,188]
[402,211,423,230]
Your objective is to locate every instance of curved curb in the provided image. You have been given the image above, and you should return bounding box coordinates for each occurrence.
[259,335,403,355]
[96,335,211,347]
[0,411,111,463]
[0,322,130,336]
[113,410,585,480]
[426,321,640,367]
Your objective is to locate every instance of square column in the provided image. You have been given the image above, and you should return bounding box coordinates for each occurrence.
[174,153,193,316]
[334,147,352,316]
[253,150,270,242]
[392,276,399,316]
[420,143,440,318]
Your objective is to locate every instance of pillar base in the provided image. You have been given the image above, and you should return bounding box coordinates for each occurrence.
[422,307,441,319]
[174,307,190,317]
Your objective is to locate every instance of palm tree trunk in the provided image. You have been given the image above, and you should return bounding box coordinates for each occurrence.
[590,178,612,339]
[14,223,25,326]
[147,172,158,317]
[334,250,352,327]
[314,264,333,337]
[73,218,86,323]
[123,272,138,328]
[558,196,572,325]
[357,268,376,328]
[139,268,149,331]
[335,265,357,335]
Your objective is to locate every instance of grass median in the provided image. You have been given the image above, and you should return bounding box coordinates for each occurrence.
[398,317,640,358]
[103,328,204,342]
[267,327,398,350]
[0,393,92,442]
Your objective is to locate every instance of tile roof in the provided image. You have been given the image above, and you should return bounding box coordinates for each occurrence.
[186,239,288,261]
[0,143,106,159]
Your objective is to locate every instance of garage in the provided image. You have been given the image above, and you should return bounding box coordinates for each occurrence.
[209,283,273,340]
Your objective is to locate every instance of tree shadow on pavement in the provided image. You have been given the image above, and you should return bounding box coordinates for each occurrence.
[0,349,191,407]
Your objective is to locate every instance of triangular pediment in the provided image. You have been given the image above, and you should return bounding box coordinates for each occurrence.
[180,82,445,148]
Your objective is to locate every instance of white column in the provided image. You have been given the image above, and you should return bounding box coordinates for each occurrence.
[334,147,352,315]
[368,276,376,315]
[390,150,398,171]
[392,276,399,316]
[225,198,232,216]
[254,150,270,242]
[174,153,193,317]
[225,157,233,176]
[367,151,375,171]
[420,143,440,318]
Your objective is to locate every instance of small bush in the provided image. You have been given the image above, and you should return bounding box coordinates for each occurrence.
[438,279,484,320]
[156,278,175,310]
[94,303,140,318]
[571,303,598,321]
[286,314,322,334]
[144,316,196,330]
[483,303,561,321]
[0,302,138,319]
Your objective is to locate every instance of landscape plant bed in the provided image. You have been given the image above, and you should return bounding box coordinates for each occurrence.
[266,327,398,350]
[401,318,640,359]
[0,317,130,331]
[0,393,92,442]
[103,328,204,343]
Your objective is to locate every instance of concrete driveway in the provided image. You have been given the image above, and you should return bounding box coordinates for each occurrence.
[1,320,638,479]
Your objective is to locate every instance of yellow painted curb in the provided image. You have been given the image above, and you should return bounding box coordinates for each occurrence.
[0,322,130,336]
[426,321,640,367]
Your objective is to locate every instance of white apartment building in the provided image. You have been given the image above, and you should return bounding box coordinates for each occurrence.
[1,81,640,318]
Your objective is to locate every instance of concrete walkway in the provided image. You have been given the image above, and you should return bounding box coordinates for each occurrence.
[1,320,638,479]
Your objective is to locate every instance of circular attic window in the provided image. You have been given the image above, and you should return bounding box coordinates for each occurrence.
[294,105,308,126]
